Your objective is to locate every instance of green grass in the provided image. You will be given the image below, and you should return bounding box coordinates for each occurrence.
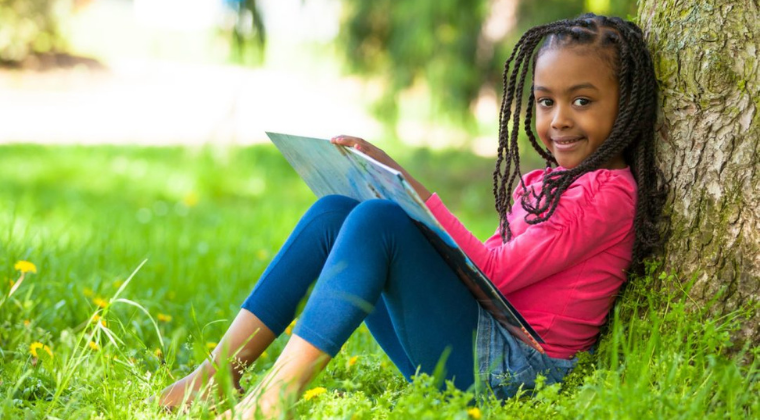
[0,144,757,419]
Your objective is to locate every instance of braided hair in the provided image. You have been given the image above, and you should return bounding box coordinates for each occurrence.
[493,13,667,276]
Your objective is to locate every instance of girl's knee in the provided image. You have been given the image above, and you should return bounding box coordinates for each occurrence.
[311,195,360,214]
[347,199,411,230]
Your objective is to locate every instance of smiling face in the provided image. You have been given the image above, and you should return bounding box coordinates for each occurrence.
[533,47,625,169]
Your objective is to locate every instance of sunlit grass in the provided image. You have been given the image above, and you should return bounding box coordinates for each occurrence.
[0,144,756,419]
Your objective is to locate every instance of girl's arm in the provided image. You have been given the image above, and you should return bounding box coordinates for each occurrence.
[426,177,636,294]
[330,135,432,201]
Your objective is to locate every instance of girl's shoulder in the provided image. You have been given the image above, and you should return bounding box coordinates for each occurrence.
[520,166,636,198]
[517,166,637,226]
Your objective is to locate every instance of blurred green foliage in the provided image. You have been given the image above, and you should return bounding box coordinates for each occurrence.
[339,1,488,126]
[338,0,637,127]
[0,0,67,62]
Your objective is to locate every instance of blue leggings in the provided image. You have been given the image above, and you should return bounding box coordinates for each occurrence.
[241,195,480,390]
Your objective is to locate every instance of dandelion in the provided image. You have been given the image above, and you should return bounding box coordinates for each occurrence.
[90,314,107,327]
[255,249,269,261]
[93,297,108,308]
[182,192,199,207]
[14,261,37,274]
[285,319,297,335]
[206,342,217,350]
[10,260,37,297]
[29,342,53,358]
[154,348,163,357]
[157,313,172,323]
[23,320,31,327]
[88,341,100,351]
[349,355,359,366]
[467,407,482,419]
[303,387,327,401]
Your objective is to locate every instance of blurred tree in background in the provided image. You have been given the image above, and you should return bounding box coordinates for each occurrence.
[339,1,488,127]
[224,0,266,65]
[338,0,637,128]
[0,0,70,63]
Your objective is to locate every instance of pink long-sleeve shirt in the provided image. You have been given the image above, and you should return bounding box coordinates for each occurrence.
[425,166,637,359]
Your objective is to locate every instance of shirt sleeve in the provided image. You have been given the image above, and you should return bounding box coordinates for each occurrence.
[424,177,635,295]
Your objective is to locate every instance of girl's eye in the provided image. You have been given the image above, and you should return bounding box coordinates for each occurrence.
[537,98,554,107]
[573,98,591,106]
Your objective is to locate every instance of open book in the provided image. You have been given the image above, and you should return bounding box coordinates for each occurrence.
[267,132,546,354]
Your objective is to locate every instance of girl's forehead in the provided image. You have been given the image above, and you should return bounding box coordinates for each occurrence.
[534,47,617,85]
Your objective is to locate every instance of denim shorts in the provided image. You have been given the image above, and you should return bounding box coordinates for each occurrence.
[475,305,577,399]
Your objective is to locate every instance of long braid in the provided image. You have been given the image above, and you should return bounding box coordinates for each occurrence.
[493,22,567,241]
[493,13,668,277]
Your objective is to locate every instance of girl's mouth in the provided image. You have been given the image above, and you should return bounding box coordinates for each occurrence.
[553,137,583,145]
[552,137,585,151]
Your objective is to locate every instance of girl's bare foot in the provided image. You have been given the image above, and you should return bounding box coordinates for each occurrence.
[217,335,331,420]
[152,310,276,410]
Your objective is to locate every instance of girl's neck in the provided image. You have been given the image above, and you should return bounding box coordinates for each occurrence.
[588,152,627,170]
[602,154,628,170]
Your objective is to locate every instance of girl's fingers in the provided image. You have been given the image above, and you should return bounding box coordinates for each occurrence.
[331,135,369,152]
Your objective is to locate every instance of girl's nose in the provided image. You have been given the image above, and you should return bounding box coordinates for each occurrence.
[551,106,573,130]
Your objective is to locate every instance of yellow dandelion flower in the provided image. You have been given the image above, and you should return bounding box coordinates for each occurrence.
[182,192,199,207]
[23,320,31,327]
[206,342,217,350]
[303,387,327,401]
[83,287,95,297]
[93,297,108,308]
[467,407,482,419]
[91,315,107,327]
[30,342,44,357]
[349,355,359,366]
[14,261,37,274]
[30,342,53,358]
[255,249,269,261]
[154,348,163,357]
[157,313,172,323]
[88,341,100,351]
[285,319,297,335]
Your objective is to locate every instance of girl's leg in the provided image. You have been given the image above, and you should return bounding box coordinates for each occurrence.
[157,195,360,407]
[230,199,479,417]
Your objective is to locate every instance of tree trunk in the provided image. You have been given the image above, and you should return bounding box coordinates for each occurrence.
[637,0,759,344]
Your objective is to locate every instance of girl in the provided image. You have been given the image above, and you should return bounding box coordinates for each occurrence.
[156,13,666,417]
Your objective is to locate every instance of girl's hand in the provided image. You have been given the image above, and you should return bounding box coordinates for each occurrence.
[330,135,401,172]
[329,135,433,202]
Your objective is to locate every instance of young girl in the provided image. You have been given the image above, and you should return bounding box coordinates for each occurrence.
[157,13,665,417]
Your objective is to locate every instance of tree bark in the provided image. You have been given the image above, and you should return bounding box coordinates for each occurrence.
[637,0,759,344]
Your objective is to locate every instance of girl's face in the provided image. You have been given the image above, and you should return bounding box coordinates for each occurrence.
[533,47,625,169]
